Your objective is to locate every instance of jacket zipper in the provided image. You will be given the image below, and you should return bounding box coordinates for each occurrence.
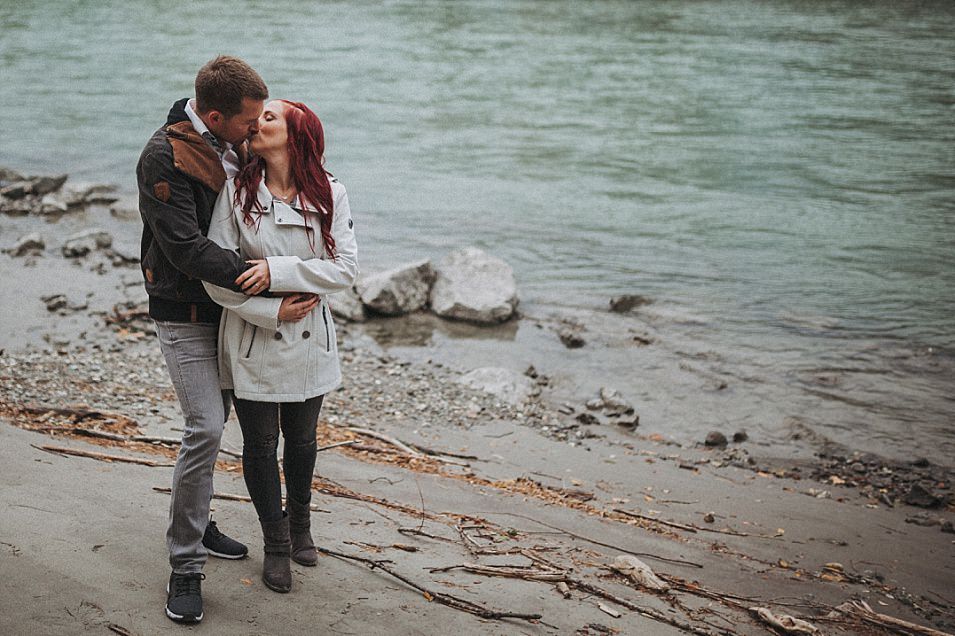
[244,326,257,358]
[322,304,331,352]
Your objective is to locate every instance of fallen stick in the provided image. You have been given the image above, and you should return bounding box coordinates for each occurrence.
[438,559,721,635]
[152,487,330,513]
[474,511,704,568]
[346,427,422,456]
[317,546,542,623]
[32,444,173,467]
[613,509,699,533]
[317,439,359,452]
[614,508,761,538]
[407,442,480,461]
[12,404,138,426]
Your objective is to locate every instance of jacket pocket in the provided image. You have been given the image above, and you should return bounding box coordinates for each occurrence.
[322,304,331,353]
[242,325,257,359]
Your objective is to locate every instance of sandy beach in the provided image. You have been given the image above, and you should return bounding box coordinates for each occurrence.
[1,173,954,635]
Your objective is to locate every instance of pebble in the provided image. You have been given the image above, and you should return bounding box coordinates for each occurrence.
[732,430,748,443]
[704,431,727,447]
[558,329,585,349]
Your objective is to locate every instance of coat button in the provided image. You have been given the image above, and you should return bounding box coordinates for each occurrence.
[302,330,311,339]
[274,332,283,341]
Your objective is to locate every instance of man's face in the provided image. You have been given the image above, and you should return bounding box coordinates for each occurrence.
[207,97,264,145]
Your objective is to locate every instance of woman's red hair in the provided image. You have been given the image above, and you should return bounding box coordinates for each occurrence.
[233,100,335,255]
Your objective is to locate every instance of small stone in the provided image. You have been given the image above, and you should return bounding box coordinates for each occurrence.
[617,414,639,429]
[941,520,954,534]
[558,329,585,348]
[904,512,939,527]
[38,193,68,215]
[8,233,45,257]
[585,398,603,411]
[732,430,748,443]
[575,412,599,426]
[904,483,942,508]
[704,431,727,447]
[703,512,715,523]
[609,294,651,313]
[523,365,538,379]
[0,181,31,199]
[30,174,68,195]
[41,294,68,312]
[911,457,930,468]
[851,462,866,474]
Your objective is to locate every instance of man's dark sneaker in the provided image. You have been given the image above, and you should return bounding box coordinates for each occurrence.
[165,572,204,623]
[202,519,249,559]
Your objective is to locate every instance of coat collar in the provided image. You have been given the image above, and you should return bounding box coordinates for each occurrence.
[253,172,323,226]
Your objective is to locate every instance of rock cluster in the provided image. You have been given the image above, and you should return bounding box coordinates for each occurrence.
[0,167,117,217]
[334,247,519,326]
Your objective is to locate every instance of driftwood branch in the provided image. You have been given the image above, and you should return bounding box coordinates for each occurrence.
[152,487,331,513]
[32,444,173,467]
[829,600,954,636]
[317,546,542,623]
[346,427,422,456]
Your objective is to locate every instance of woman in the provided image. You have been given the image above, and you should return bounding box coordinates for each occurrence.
[203,99,358,593]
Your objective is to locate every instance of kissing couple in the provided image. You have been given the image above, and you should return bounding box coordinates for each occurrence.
[136,55,359,623]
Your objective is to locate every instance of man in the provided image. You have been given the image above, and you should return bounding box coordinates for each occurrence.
[137,55,271,624]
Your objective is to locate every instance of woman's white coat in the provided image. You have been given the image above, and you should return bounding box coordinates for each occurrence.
[203,174,359,402]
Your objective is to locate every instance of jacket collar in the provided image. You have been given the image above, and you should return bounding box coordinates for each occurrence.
[165,121,226,193]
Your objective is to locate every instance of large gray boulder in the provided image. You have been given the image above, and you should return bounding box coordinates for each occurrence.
[329,286,367,322]
[356,259,434,315]
[430,247,518,324]
[458,367,536,404]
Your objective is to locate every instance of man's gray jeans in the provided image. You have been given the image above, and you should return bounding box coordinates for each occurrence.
[155,320,231,574]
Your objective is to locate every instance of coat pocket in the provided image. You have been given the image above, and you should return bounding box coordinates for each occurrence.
[240,323,258,359]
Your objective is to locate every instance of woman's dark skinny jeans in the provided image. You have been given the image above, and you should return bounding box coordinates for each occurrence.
[233,395,324,523]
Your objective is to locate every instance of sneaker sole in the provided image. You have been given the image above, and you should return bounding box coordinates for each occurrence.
[205,548,248,560]
[165,605,203,623]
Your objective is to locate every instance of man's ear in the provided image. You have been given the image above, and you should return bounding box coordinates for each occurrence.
[207,110,223,126]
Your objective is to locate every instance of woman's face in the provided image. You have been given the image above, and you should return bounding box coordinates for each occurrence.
[249,100,289,155]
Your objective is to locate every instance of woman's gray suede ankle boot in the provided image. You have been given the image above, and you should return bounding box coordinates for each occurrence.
[260,515,291,593]
[286,497,318,567]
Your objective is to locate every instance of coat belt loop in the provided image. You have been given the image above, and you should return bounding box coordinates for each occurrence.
[190,304,198,323]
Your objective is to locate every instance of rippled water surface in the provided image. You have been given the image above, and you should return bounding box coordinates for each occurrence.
[2,1,953,462]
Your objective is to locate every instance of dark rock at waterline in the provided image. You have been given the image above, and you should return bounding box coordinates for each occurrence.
[559,328,585,348]
[62,229,113,257]
[911,457,930,468]
[0,196,34,216]
[31,174,68,196]
[942,520,954,534]
[704,431,728,447]
[904,483,942,508]
[0,182,31,199]
[904,513,940,527]
[609,294,651,313]
[41,294,68,312]
[732,430,748,443]
[7,233,45,257]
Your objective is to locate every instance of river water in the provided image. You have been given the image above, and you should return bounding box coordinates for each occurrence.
[2,1,953,464]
